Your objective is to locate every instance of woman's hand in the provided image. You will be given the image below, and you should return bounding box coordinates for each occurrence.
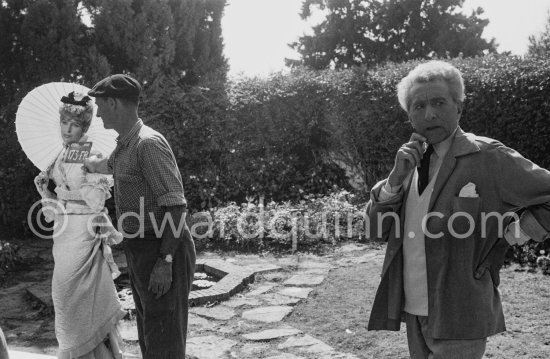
[34,172,49,195]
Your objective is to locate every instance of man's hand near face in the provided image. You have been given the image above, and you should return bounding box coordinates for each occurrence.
[388,132,427,187]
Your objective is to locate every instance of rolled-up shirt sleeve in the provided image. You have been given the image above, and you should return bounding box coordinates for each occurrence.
[138,136,187,207]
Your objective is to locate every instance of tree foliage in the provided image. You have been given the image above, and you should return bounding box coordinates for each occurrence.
[528,11,550,58]
[0,0,229,235]
[289,0,497,69]
[0,0,227,107]
[0,0,105,107]
[82,0,227,85]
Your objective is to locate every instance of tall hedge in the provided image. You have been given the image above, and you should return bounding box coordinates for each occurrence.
[1,54,549,237]
[320,55,550,190]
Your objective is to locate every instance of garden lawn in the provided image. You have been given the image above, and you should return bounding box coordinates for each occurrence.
[286,248,550,359]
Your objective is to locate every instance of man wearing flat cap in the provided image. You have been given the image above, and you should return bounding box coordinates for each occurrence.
[85,74,196,358]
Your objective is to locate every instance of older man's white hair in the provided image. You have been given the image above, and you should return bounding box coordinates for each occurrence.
[397,60,465,112]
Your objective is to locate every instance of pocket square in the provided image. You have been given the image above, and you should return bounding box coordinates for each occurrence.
[459,182,478,198]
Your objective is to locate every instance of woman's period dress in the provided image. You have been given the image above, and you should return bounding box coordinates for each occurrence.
[37,139,125,359]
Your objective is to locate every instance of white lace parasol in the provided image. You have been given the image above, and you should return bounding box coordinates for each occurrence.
[15,82,118,171]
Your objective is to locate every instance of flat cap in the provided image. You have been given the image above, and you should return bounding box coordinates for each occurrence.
[88,74,141,100]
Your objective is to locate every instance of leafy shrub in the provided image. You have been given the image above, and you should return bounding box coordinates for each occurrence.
[505,241,550,274]
[1,54,550,244]
[0,240,19,275]
[189,189,367,251]
[537,254,550,275]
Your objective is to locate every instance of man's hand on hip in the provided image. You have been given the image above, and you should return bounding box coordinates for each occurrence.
[388,132,427,187]
[148,258,173,299]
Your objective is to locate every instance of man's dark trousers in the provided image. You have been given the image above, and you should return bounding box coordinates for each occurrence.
[124,234,196,359]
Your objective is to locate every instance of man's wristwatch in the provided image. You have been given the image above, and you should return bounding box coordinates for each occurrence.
[160,254,173,263]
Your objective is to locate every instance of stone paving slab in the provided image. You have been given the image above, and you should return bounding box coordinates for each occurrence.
[277,334,327,349]
[190,259,279,306]
[316,352,362,359]
[336,252,381,267]
[118,320,139,341]
[238,343,272,357]
[188,313,216,330]
[283,274,325,286]
[265,354,305,359]
[8,351,55,359]
[186,335,238,359]
[297,341,335,354]
[203,259,254,278]
[278,287,313,299]
[222,296,262,308]
[216,320,258,334]
[117,288,135,315]
[191,305,236,321]
[243,263,282,275]
[242,327,302,341]
[261,293,302,306]
[299,267,331,275]
[242,306,293,322]
[246,284,275,296]
[258,271,288,283]
[296,261,333,270]
[6,239,374,359]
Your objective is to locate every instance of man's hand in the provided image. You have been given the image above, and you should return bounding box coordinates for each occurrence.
[388,132,427,187]
[148,258,173,299]
[82,153,110,174]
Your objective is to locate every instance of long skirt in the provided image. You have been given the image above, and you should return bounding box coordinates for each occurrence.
[52,213,125,359]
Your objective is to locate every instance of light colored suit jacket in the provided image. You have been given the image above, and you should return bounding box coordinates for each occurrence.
[367,128,550,339]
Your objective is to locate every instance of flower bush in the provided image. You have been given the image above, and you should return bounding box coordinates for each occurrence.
[190,189,550,274]
[0,240,19,276]
[2,55,550,238]
[189,189,368,251]
[537,254,550,275]
[505,239,550,274]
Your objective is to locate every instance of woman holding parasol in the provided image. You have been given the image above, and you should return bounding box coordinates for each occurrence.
[18,85,124,359]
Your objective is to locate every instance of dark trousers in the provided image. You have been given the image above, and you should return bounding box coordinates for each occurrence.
[0,326,9,359]
[405,313,487,359]
[124,235,196,359]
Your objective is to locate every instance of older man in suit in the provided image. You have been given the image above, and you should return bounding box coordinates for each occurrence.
[366,60,550,358]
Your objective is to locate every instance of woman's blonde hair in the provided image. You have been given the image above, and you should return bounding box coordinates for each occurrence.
[59,91,94,132]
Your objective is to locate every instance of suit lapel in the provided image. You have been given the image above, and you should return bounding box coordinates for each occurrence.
[398,172,414,244]
[429,155,456,212]
[381,172,413,276]
[382,129,481,276]
[428,128,481,212]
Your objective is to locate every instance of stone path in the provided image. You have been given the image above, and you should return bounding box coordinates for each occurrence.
[8,350,55,358]
[0,239,385,359]
[183,245,384,359]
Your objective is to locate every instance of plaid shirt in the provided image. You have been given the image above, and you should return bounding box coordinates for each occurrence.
[108,120,186,235]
